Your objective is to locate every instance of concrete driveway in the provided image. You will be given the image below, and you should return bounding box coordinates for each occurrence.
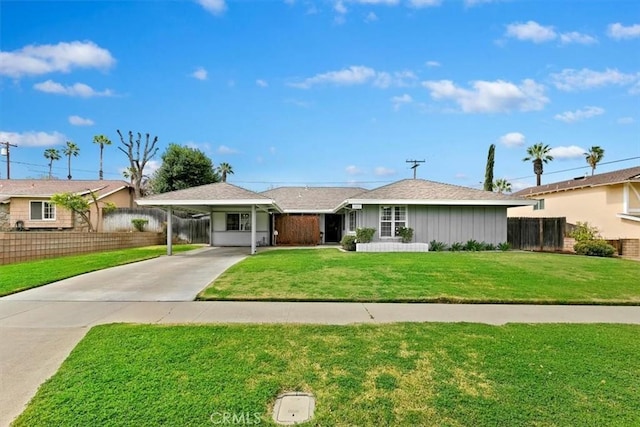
[3,246,248,302]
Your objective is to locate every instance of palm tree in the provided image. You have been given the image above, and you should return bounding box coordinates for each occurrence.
[493,178,512,194]
[217,162,234,182]
[93,134,112,180]
[43,148,61,179]
[62,141,80,180]
[523,142,553,186]
[585,146,605,175]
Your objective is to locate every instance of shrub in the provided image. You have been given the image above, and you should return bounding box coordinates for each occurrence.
[397,227,414,243]
[464,239,483,251]
[429,240,447,252]
[497,242,511,251]
[356,227,375,243]
[340,235,357,251]
[484,242,496,251]
[131,218,149,232]
[570,221,601,242]
[574,240,616,257]
[450,242,464,252]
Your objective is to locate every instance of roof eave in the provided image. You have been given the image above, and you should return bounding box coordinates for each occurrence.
[346,198,535,207]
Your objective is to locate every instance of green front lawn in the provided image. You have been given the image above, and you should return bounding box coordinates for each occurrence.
[0,245,200,297]
[199,249,640,304]
[14,323,640,426]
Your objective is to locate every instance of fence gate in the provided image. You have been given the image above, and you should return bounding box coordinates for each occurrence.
[274,215,320,245]
[508,217,566,251]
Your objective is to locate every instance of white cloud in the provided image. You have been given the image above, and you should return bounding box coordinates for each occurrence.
[335,1,348,14]
[554,106,604,123]
[256,79,268,87]
[145,160,161,175]
[607,23,640,40]
[464,0,498,6]
[345,165,364,175]
[559,31,597,45]
[196,0,227,15]
[68,115,94,126]
[391,93,413,110]
[408,0,442,8]
[505,21,556,43]
[425,60,441,67]
[0,41,115,78]
[365,12,378,22]
[617,117,635,124]
[454,172,468,179]
[33,80,114,97]
[422,78,548,113]
[550,68,637,91]
[374,166,396,176]
[0,130,66,147]
[217,145,238,154]
[549,145,586,159]
[290,66,416,89]
[499,132,526,147]
[191,67,208,80]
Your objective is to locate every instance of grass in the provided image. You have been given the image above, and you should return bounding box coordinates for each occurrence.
[199,249,640,304]
[0,245,201,297]
[13,323,640,426]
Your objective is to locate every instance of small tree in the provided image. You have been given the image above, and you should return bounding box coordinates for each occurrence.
[151,143,218,193]
[50,191,108,232]
[483,144,495,191]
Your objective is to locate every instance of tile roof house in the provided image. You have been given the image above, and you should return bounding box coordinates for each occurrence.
[0,180,134,231]
[138,178,534,253]
[508,166,640,238]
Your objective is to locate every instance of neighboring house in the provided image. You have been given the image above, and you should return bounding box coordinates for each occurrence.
[137,179,533,252]
[0,180,135,232]
[508,166,640,239]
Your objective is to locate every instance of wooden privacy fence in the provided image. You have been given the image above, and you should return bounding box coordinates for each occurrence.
[508,217,566,251]
[275,215,320,245]
[103,208,210,244]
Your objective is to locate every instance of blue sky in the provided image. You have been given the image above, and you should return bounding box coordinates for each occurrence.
[1,0,639,192]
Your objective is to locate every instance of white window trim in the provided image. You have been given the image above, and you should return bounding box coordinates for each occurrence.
[29,200,56,221]
[379,205,408,239]
[347,210,358,233]
[225,212,251,231]
[533,199,545,211]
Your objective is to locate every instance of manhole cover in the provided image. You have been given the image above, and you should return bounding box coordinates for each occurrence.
[272,392,315,425]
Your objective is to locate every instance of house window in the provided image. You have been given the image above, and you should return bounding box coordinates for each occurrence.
[533,199,545,210]
[30,201,56,221]
[226,213,251,231]
[348,211,357,232]
[380,206,406,237]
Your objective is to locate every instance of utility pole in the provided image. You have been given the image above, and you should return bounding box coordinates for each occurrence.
[406,159,425,179]
[0,141,17,180]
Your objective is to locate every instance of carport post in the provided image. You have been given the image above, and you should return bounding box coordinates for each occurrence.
[251,204,256,255]
[166,206,173,256]
[209,211,214,246]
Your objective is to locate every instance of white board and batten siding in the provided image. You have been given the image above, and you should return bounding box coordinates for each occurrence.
[358,205,508,245]
[210,211,270,246]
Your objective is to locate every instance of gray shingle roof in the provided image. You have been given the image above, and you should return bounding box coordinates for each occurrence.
[261,186,366,211]
[141,182,273,202]
[349,179,526,202]
[0,179,131,199]
[513,166,640,197]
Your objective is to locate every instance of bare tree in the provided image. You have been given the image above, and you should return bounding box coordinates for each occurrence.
[116,130,159,199]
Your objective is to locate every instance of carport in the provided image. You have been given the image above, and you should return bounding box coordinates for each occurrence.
[136,182,281,255]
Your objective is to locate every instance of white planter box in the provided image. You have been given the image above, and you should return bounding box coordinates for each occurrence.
[356,242,430,252]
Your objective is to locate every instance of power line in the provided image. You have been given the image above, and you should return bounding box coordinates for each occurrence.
[511,156,640,181]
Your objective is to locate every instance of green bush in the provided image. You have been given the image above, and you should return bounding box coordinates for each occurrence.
[450,242,464,252]
[498,242,511,251]
[397,227,414,243]
[570,222,601,242]
[131,218,149,232]
[574,240,616,257]
[464,239,483,251]
[355,227,375,243]
[429,240,447,251]
[340,235,357,251]
[484,242,496,251]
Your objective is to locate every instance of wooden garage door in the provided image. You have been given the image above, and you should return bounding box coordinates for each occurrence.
[275,215,320,245]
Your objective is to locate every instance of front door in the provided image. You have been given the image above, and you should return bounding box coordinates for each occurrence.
[324,214,342,243]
